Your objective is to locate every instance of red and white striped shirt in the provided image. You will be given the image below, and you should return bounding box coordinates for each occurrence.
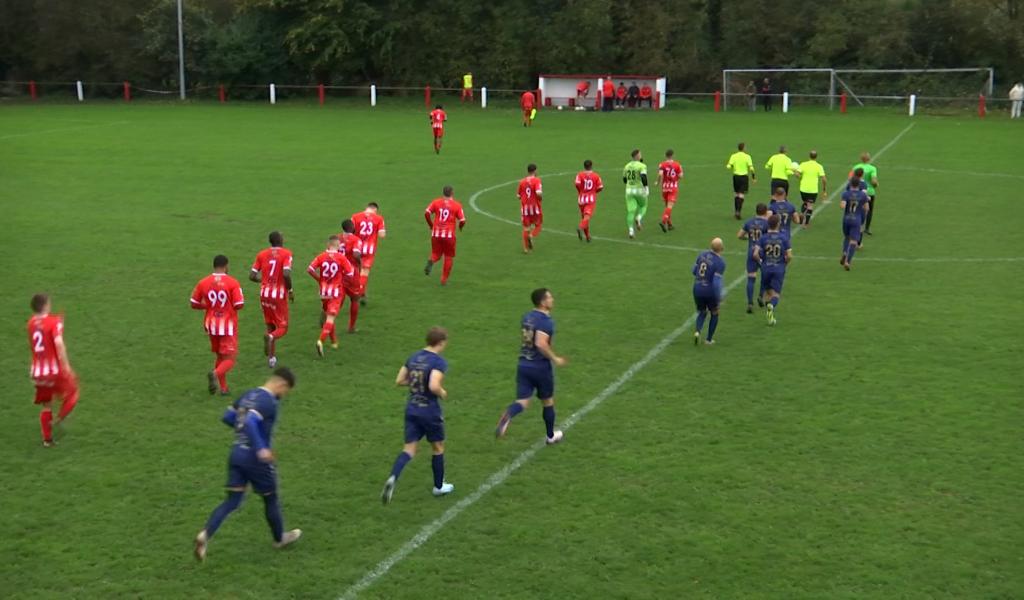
[518,175,543,216]
[308,250,355,299]
[251,246,294,300]
[574,170,604,206]
[352,211,386,256]
[425,197,466,239]
[190,273,244,336]
[658,159,683,192]
[27,313,67,380]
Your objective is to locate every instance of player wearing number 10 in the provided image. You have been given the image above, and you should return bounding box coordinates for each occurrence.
[250,231,293,369]
[27,293,79,447]
[424,186,467,285]
[190,255,245,396]
[738,204,770,314]
[574,159,603,242]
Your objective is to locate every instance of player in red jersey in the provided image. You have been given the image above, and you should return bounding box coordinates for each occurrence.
[351,202,386,305]
[518,163,543,253]
[423,185,467,285]
[574,159,604,242]
[657,149,684,232]
[429,105,447,154]
[337,219,365,332]
[190,255,245,396]
[250,231,293,369]
[26,293,79,447]
[520,90,535,127]
[308,235,355,357]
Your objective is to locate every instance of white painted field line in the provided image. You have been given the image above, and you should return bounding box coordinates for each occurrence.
[339,122,916,600]
[0,120,130,140]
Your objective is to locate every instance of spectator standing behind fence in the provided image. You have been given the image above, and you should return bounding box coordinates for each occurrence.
[616,82,627,108]
[639,83,653,108]
[746,81,757,111]
[462,72,473,102]
[576,81,590,103]
[602,77,615,111]
[628,82,641,108]
[1010,82,1023,119]
[760,78,773,111]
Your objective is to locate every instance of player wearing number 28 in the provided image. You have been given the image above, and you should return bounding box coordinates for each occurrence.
[191,255,245,396]
[424,186,466,285]
[27,293,79,447]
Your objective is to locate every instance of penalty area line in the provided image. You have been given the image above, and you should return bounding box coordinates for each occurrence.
[338,121,916,600]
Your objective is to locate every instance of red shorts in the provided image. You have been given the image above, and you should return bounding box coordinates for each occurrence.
[322,297,342,317]
[579,203,595,217]
[209,335,238,356]
[260,298,289,328]
[522,213,543,227]
[34,374,78,405]
[342,279,362,298]
[431,237,457,260]
[361,254,376,269]
[662,190,678,203]
[433,127,444,138]
[522,107,534,119]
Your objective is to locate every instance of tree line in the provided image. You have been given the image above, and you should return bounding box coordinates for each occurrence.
[0,0,1020,93]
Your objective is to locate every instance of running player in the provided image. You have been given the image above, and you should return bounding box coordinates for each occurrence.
[521,90,536,127]
[656,149,683,232]
[424,186,467,285]
[795,150,827,227]
[726,142,756,219]
[518,163,543,253]
[429,104,446,154]
[495,288,567,444]
[623,149,649,239]
[380,327,455,504]
[692,238,726,345]
[738,203,770,314]
[574,159,603,242]
[753,215,792,326]
[764,145,794,197]
[351,203,386,304]
[193,367,301,562]
[26,293,79,447]
[849,152,879,239]
[307,236,355,357]
[250,231,293,368]
[191,255,244,396]
[337,219,363,333]
[840,169,871,270]
[767,186,802,240]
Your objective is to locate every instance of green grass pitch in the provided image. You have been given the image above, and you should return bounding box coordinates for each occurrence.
[2,100,1022,599]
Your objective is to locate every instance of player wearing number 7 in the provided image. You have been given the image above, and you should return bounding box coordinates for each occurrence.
[250,231,293,369]
[423,186,466,285]
[308,236,356,357]
[191,255,245,396]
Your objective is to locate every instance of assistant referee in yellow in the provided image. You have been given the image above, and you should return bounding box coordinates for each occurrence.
[461,72,473,102]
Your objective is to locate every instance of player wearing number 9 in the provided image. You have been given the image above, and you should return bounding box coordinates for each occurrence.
[190,255,245,396]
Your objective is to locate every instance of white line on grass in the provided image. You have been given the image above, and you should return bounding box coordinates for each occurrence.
[0,120,131,140]
[339,121,916,600]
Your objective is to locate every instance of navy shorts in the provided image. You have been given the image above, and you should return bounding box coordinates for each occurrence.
[762,269,785,293]
[732,175,749,193]
[517,363,554,400]
[842,218,862,240]
[746,255,759,274]
[693,291,719,312]
[405,412,445,443]
[226,452,277,494]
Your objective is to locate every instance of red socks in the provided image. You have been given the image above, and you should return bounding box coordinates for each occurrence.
[532,223,542,237]
[359,274,369,295]
[580,216,592,240]
[522,231,531,251]
[214,354,235,391]
[348,301,359,331]
[662,205,673,225]
[441,257,453,284]
[320,321,336,342]
[40,408,53,441]
[58,392,78,421]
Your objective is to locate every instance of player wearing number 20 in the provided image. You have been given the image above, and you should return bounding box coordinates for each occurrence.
[250,231,293,369]
[424,186,467,285]
[308,236,356,357]
[692,239,726,345]
[191,255,245,396]
[752,215,792,326]
[27,293,79,447]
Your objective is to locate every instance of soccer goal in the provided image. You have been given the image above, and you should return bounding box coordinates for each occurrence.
[538,74,667,109]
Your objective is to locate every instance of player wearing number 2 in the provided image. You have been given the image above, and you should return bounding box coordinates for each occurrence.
[351,203,386,306]
[27,293,79,447]
[250,231,293,369]
[574,159,603,242]
[191,255,245,396]
[308,236,356,357]
[424,186,466,285]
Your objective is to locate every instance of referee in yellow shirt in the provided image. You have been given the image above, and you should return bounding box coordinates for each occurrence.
[764,146,793,197]
[461,72,473,102]
[726,142,756,219]
[795,150,827,227]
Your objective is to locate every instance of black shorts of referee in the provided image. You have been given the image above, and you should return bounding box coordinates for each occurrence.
[770,179,789,195]
[732,175,750,194]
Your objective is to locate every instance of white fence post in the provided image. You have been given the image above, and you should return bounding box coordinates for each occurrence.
[76,80,84,102]
[481,86,487,108]
[370,84,377,106]
[908,94,916,116]
[782,92,789,113]
[269,83,276,105]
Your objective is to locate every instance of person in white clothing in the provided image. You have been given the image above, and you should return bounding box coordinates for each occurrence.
[1010,82,1023,119]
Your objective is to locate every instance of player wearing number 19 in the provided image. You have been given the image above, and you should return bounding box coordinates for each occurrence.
[27,293,79,447]
[424,186,467,285]
[692,239,726,345]
[623,149,649,239]
[381,328,454,505]
[190,255,245,396]
[752,215,792,326]
[250,231,293,369]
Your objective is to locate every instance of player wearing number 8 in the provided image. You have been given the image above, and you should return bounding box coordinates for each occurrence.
[692,239,726,345]
[27,293,79,447]
[191,255,245,396]
[424,186,466,285]
[308,236,356,357]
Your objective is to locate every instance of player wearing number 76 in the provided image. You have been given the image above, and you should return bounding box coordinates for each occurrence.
[190,255,244,396]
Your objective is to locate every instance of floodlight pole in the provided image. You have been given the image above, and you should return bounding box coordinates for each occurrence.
[177,0,186,100]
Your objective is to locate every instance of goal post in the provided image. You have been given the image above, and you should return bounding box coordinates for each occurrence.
[538,74,667,109]
[722,68,836,111]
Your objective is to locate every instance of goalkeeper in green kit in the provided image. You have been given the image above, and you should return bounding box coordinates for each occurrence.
[623,149,649,239]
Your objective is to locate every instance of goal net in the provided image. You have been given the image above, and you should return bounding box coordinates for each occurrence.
[723,68,836,111]
[538,74,667,109]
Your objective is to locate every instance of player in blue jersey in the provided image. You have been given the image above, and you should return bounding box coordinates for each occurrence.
[752,215,792,326]
[767,186,801,240]
[738,204,769,314]
[692,238,726,345]
[840,169,871,270]
[194,367,300,562]
[496,288,567,445]
[381,327,454,504]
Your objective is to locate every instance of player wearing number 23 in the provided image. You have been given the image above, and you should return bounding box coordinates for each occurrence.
[692,239,726,345]
[191,255,244,396]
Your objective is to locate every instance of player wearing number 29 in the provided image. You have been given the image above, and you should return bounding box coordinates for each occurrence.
[381,327,454,505]
[250,231,293,369]
[191,255,244,396]
[518,163,543,253]
[574,159,603,242]
[308,236,356,357]
[351,203,386,305]
[27,293,79,447]
[692,239,726,345]
[429,105,446,154]
[656,149,683,232]
[423,186,466,285]
[193,367,300,562]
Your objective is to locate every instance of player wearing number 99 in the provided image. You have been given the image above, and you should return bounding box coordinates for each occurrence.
[381,328,454,505]
[752,215,792,326]
[193,367,300,562]
[692,238,727,345]
[191,255,245,396]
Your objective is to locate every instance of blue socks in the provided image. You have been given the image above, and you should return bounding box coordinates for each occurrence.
[746,277,755,303]
[708,314,719,341]
[205,490,244,539]
[770,297,779,308]
[390,451,413,479]
[542,405,556,438]
[847,242,857,263]
[695,310,707,332]
[431,454,445,489]
[506,402,525,419]
[262,493,284,542]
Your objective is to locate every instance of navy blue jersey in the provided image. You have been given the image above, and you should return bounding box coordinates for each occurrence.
[742,216,770,256]
[757,231,790,272]
[768,200,798,236]
[231,387,279,454]
[692,250,726,295]
[405,349,448,417]
[841,189,870,224]
[845,178,868,192]
[520,310,555,365]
